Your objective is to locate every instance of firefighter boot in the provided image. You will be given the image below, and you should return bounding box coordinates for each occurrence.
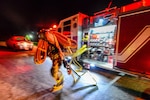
[50,71,64,92]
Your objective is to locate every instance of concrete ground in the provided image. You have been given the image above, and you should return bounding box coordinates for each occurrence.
[0,41,150,100]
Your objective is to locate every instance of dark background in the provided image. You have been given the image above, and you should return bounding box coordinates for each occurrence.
[0,0,136,40]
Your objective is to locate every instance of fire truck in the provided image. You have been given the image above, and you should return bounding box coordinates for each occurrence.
[80,0,150,78]
[114,0,150,78]
[56,0,150,78]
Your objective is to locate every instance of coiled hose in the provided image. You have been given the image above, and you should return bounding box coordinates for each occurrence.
[34,39,49,64]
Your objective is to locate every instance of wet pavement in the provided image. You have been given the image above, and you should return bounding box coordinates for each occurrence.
[0,55,150,100]
[0,42,150,100]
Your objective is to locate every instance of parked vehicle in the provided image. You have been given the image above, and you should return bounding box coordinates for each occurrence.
[6,36,33,51]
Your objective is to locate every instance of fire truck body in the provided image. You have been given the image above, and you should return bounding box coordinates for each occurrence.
[56,0,150,78]
[114,6,150,77]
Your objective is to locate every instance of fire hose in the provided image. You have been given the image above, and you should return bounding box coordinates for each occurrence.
[34,39,49,64]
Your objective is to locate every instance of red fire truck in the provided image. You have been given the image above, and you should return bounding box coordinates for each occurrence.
[114,0,150,78]
[57,0,150,78]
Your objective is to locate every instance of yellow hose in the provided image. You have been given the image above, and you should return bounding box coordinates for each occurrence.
[66,45,88,72]
[34,39,49,64]
[72,45,87,58]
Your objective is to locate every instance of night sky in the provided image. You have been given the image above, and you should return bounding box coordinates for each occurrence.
[0,0,135,40]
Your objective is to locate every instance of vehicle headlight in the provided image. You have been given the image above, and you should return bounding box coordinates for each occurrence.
[23,42,28,47]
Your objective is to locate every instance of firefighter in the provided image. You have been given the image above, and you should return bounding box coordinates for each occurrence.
[34,29,76,92]
[48,44,64,92]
